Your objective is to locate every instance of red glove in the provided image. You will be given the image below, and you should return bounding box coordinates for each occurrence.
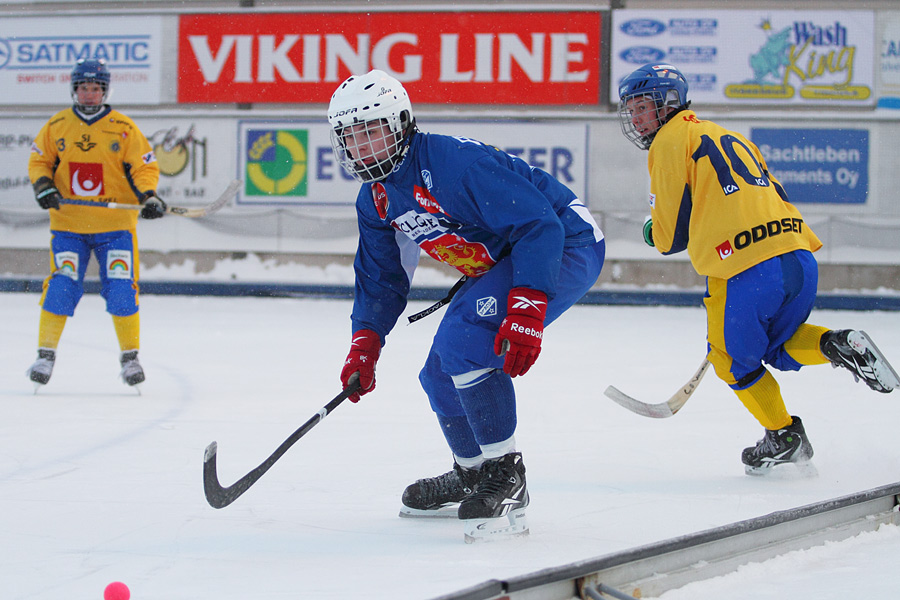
[340,329,381,402]
[493,287,548,377]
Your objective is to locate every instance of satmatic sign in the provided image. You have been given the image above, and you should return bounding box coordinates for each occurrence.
[178,11,602,105]
[0,16,163,105]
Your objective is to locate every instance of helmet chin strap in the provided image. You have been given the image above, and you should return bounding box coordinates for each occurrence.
[657,101,691,128]
[75,104,103,116]
[73,103,106,121]
[642,101,691,146]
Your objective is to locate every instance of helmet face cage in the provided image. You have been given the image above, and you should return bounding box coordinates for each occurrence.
[330,117,407,183]
[618,89,670,151]
[71,59,110,115]
[327,70,414,183]
[617,63,688,150]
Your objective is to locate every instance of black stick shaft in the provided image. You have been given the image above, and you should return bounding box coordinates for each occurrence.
[203,379,360,509]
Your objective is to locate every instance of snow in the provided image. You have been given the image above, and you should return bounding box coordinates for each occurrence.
[1,292,899,600]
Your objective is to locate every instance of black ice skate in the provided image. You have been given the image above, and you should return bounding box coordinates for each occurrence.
[27,347,56,391]
[742,416,815,476]
[821,329,899,393]
[459,452,529,543]
[119,350,145,387]
[399,462,480,518]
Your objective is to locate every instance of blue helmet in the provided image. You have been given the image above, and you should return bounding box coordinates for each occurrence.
[71,58,111,114]
[617,63,689,150]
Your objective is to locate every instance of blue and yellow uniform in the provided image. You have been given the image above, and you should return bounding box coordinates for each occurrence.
[28,103,159,362]
[647,109,831,429]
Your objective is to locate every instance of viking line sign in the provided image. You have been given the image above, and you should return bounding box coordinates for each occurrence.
[177,11,602,105]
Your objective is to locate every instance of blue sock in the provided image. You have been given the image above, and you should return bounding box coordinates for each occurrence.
[455,369,516,446]
[436,413,482,459]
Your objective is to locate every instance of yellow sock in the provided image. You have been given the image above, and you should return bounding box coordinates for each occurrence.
[785,324,831,366]
[734,370,793,430]
[112,313,140,352]
[38,310,67,349]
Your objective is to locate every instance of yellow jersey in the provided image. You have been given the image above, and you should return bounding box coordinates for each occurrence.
[647,110,822,279]
[28,106,159,234]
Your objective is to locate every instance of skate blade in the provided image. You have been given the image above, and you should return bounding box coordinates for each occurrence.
[857,331,900,391]
[745,460,818,479]
[125,382,143,395]
[32,381,44,394]
[398,504,459,519]
[463,507,529,543]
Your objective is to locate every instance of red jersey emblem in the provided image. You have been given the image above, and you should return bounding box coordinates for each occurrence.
[69,162,104,197]
[414,185,446,215]
[420,235,495,277]
[716,240,734,260]
[372,183,388,219]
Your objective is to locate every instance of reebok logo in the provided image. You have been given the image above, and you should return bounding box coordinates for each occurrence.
[509,322,542,339]
[510,296,546,312]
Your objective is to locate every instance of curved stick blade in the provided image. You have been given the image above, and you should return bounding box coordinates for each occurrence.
[604,386,675,418]
[202,378,360,509]
[604,359,710,419]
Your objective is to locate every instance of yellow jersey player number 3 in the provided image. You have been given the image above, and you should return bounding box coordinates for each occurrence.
[26,58,239,393]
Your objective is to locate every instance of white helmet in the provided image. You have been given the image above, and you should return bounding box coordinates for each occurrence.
[327,70,416,182]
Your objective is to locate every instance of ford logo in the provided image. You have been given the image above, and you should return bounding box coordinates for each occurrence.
[0,40,10,69]
[619,47,666,64]
[620,19,666,36]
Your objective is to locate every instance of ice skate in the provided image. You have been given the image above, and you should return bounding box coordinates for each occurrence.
[119,350,145,388]
[742,416,815,476]
[399,462,481,518]
[821,329,899,393]
[459,452,529,543]
[27,348,56,392]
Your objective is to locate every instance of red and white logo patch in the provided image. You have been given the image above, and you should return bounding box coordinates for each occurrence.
[716,240,734,260]
[372,183,388,220]
[69,162,104,197]
[414,185,445,215]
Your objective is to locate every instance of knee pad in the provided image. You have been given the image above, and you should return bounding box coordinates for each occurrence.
[42,273,82,316]
[103,279,138,316]
[419,353,466,417]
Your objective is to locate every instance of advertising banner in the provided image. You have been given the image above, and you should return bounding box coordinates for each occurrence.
[0,16,164,106]
[3,117,589,209]
[237,120,590,206]
[612,10,875,106]
[752,128,869,204]
[178,11,601,105]
[0,117,233,209]
[877,12,900,108]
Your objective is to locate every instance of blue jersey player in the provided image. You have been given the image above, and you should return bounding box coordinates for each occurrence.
[328,70,605,542]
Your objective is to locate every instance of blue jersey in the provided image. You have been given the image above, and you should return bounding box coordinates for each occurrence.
[351,131,603,339]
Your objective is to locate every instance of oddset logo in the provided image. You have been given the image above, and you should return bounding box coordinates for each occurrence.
[716,240,734,260]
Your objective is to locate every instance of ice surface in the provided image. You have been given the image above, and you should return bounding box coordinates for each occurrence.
[1,293,898,599]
